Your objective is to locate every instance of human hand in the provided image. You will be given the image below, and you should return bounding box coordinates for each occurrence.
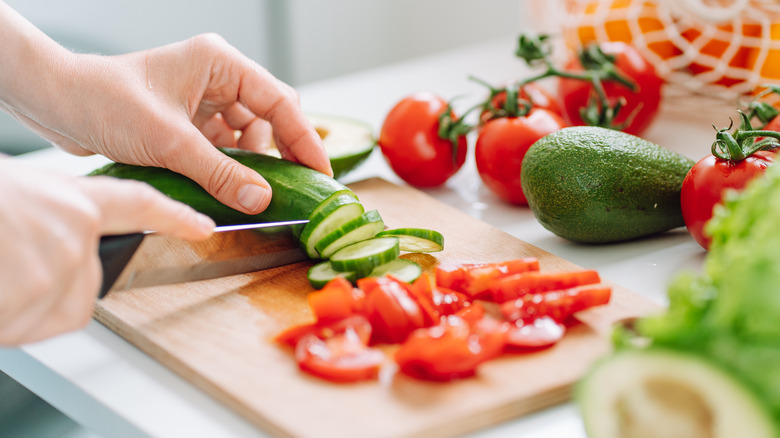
[0,160,215,346]
[0,20,332,216]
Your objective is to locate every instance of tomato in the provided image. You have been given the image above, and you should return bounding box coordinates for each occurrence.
[435,258,540,297]
[485,270,602,303]
[475,109,566,205]
[558,41,662,136]
[499,284,612,323]
[395,313,506,381]
[275,314,372,348]
[681,151,775,250]
[378,92,468,187]
[479,83,563,124]
[359,276,426,344]
[407,273,442,325]
[295,324,384,383]
[504,316,565,351]
[308,277,365,322]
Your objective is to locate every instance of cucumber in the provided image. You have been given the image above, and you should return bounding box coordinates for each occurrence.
[578,349,776,438]
[88,149,353,226]
[366,258,422,283]
[307,261,357,289]
[329,236,400,275]
[315,210,385,258]
[298,194,365,258]
[376,228,444,253]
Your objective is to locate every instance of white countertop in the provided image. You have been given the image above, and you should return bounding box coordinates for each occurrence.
[1,37,718,438]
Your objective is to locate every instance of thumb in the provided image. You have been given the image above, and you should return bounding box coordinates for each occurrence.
[165,126,273,215]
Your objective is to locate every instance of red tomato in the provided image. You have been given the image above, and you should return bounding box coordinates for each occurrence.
[500,284,612,323]
[359,276,426,344]
[435,258,540,297]
[407,273,442,326]
[681,151,775,249]
[504,316,565,351]
[480,83,563,124]
[558,42,662,136]
[485,270,602,303]
[475,109,565,205]
[395,313,506,381]
[378,92,468,187]
[295,326,384,383]
[275,314,372,348]
[308,277,365,322]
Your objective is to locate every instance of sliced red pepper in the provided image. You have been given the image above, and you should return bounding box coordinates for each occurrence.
[485,270,602,302]
[308,277,366,322]
[500,284,611,323]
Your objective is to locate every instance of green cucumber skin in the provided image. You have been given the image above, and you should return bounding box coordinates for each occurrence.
[89,149,353,226]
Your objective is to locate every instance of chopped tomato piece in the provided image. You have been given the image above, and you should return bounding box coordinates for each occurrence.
[360,276,426,344]
[275,314,372,348]
[432,286,471,316]
[408,273,442,326]
[308,277,365,321]
[435,258,539,297]
[395,312,506,382]
[504,316,565,351]
[486,270,602,302]
[500,284,612,323]
[295,327,385,383]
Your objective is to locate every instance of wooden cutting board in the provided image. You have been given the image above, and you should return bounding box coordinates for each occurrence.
[94,177,660,438]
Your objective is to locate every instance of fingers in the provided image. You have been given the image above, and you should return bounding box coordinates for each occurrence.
[158,123,274,215]
[77,176,216,239]
[233,60,332,177]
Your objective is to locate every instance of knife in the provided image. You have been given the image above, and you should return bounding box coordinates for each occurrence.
[97,219,309,298]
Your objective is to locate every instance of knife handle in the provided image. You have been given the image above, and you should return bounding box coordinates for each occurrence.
[97,233,145,299]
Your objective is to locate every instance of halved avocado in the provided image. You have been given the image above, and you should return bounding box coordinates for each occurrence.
[577,349,776,438]
[267,113,375,180]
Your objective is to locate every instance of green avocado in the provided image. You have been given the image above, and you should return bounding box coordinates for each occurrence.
[520,126,695,243]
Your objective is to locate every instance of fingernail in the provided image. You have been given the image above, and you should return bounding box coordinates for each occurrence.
[238,184,270,213]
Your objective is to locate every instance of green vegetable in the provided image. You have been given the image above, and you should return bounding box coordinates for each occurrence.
[315,209,385,258]
[89,149,352,226]
[521,126,695,243]
[376,228,444,252]
[329,236,400,275]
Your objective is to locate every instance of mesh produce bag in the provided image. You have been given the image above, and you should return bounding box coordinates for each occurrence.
[531,0,780,104]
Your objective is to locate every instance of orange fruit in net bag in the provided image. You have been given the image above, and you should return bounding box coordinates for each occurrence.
[559,0,778,96]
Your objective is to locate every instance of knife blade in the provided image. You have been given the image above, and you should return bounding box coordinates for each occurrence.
[97,219,309,298]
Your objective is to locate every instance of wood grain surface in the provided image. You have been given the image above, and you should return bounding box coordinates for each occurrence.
[94,177,660,438]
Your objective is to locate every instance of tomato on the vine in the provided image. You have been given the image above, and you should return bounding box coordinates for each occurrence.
[378,92,468,187]
[681,151,775,250]
[475,108,565,205]
[558,41,663,136]
[479,83,563,125]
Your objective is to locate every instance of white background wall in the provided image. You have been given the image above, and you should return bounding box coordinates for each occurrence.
[1,0,530,154]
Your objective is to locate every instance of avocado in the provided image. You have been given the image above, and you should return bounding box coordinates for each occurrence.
[578,349,776,438]
[520,126,695,243]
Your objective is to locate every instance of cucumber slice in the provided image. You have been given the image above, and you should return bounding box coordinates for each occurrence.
[315,210,385,258]
[376,228,444,252]
[365,258,422,283]
[578,349,775,438]
[299,194,365,259]
[307,260,356,289]
[266,114,375,180]
[329,236,400,274]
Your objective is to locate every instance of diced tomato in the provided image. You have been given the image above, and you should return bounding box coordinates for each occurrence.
[500,284,612,323]
[435,258,540,297]
[295,327,385,383]
[360,276,426,344]
[431,286,471,316]
[407,273,442,326]
[453,300,485,324]
[486,270,601,302]
[274,314,374,348]
[308,277,365,321]
[395,312,507,382]
[504,316,565,351]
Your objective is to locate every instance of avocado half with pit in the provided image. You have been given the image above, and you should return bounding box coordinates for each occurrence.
[268,113,375,180]
[577,349,776,438]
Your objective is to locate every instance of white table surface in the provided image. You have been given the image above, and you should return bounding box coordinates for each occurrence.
[1,37,720,438]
